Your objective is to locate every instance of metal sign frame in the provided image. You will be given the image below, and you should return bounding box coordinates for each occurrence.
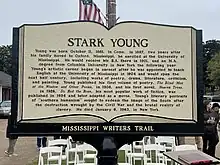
[10,21,204,137]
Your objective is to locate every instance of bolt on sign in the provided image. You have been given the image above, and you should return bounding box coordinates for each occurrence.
[10,21,203,136]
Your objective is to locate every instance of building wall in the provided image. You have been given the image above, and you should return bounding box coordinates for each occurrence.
[2,87,11,101]
[0,85,11,102]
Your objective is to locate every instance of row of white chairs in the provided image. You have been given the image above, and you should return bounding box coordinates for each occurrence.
[38,137,97,165]
[38,136,198,165]
[133,136,197,165]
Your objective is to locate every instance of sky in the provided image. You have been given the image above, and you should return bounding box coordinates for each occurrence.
[0,0,220,45]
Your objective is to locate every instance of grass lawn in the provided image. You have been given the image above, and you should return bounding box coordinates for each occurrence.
[27,150,144,165]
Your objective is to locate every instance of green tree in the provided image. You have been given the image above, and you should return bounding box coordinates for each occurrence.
[0,45,12,75]
[208,52,220,87]
[203,40,220,91]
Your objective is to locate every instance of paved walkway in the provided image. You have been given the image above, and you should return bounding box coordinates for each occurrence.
[0,118,38,165]
[0,118,220,165]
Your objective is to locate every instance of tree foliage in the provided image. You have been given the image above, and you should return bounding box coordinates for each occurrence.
[0,45,12,75]
[208,52,220,87]
[203,40,220,87]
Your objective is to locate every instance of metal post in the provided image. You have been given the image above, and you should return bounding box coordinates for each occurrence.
[106,0,117,28]
[97,136,118,165]
[96,3,118,165]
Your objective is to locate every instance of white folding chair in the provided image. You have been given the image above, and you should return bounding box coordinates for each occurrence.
[75,143,97,165]
[67,136,77,165]
[129,142,145,165]
[68,136,74,148]
[155,137,176,164]
[38,146,62,165]
[48,139,69,165]
[155,136,176,152]
[143,144,166,165]
[118,144,133,165]
[133,138,144,151]
[143,136,151,144]
[145,136,157,144]
[174,144,197,151]
[132,136,151,149]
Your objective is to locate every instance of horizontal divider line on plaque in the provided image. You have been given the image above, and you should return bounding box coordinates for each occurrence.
[18,113,196,123]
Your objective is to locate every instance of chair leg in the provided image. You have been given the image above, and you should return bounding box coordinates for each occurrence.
[66,154,69,165]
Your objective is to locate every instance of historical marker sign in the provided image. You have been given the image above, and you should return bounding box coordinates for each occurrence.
[11,21,203,135]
